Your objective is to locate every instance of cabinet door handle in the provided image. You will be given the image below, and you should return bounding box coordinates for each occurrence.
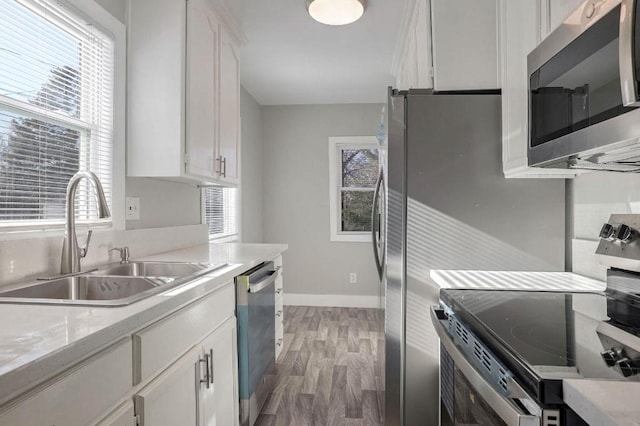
[221,157,227,177]
[199,353,210,388]
[208,348,214,384]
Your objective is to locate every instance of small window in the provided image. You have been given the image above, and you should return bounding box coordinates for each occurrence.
[203,187,238,240]
[329,136,379,242]
[0,0,115,228]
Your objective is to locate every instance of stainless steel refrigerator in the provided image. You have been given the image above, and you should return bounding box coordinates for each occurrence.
[372,89,566,425]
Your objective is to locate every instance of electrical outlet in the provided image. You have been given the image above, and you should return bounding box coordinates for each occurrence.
[349,272,357,284]
[126,197,140,220]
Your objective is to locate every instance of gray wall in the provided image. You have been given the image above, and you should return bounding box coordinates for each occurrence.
[262,103,383,297]
[96,0,203,231]
[240,87,264,242]
[570,172,640,280]
[125,178,201,230]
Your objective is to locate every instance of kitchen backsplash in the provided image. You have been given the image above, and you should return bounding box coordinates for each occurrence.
[0,224,208,288]
[571,171,640,280]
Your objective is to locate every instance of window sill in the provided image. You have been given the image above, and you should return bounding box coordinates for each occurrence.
[0,221,113,241]
[209,234,240,244]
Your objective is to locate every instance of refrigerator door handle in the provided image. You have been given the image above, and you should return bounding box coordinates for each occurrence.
[371,168,384,279]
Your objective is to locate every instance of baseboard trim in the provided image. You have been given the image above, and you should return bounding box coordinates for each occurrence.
[284,293,382,309]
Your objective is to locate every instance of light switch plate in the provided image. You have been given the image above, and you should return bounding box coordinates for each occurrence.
[125,197,140,220]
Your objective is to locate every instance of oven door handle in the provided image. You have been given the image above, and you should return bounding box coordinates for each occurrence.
[430,307,540,426]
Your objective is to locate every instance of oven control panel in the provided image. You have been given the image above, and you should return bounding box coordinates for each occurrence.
[597,321,640,378]
[596,214,640,271]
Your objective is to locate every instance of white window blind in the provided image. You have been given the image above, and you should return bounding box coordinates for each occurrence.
[204,187,238,240]
[0,0,114,227]
[340,147,379,232]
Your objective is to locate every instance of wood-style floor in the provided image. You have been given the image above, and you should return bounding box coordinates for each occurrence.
[256,306,385,426]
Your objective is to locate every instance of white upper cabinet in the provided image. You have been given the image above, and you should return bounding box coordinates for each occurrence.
[128,0,243,186]
[218,27,241,185]
[499,0,580,178]
[392,0,498,91]
[186,0,218,179]
[430,0,499,90]
[541,0,586,38]
[395,0,581,178]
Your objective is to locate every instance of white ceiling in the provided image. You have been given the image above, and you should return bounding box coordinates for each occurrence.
[225,0,407,105]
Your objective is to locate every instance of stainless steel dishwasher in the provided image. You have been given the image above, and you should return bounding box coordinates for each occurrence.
[236,261,277,426]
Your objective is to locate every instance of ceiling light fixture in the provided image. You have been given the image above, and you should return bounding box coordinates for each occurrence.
[306,0,366,26]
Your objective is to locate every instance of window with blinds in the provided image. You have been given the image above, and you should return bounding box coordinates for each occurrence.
[204,187,238,240]
[340,147,379,232]
[0,0,114,227]
[329,136,379,242]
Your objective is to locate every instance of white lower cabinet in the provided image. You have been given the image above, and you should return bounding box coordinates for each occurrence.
[199,318,239,425]
[133,283,235,384]
[0,338,132,426]
[273,255,285,360]
[0,279,243,426]
[135,346,200,426]
[134,317,238,426]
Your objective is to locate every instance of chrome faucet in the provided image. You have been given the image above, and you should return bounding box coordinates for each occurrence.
[61,171,111,274]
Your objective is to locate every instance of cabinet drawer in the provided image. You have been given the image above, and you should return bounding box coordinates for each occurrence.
[134,282,234,384]
[0,339,132,426]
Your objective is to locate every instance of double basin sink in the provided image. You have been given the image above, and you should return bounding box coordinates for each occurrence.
[0,262,227,307]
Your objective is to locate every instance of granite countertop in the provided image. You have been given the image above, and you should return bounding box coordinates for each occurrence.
[0,242,287,406]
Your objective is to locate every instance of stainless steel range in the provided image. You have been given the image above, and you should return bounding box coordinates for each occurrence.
[432,214,640,425]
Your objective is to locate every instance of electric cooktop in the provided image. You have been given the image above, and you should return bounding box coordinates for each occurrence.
[440,284,640,404]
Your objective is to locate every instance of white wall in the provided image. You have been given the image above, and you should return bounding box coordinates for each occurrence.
[262,103,384,305]
[570,172,640,280]
[240,87,264,243]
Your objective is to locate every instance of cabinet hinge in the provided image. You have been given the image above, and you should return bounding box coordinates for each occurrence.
[184,153,189,165]
[134,414,141,426]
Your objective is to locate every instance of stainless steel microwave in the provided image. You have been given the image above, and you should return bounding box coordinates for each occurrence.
[528,0,640,171]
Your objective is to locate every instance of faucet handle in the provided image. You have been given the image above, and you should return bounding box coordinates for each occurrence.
[109,246,130,264]
[79,230,93,258]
